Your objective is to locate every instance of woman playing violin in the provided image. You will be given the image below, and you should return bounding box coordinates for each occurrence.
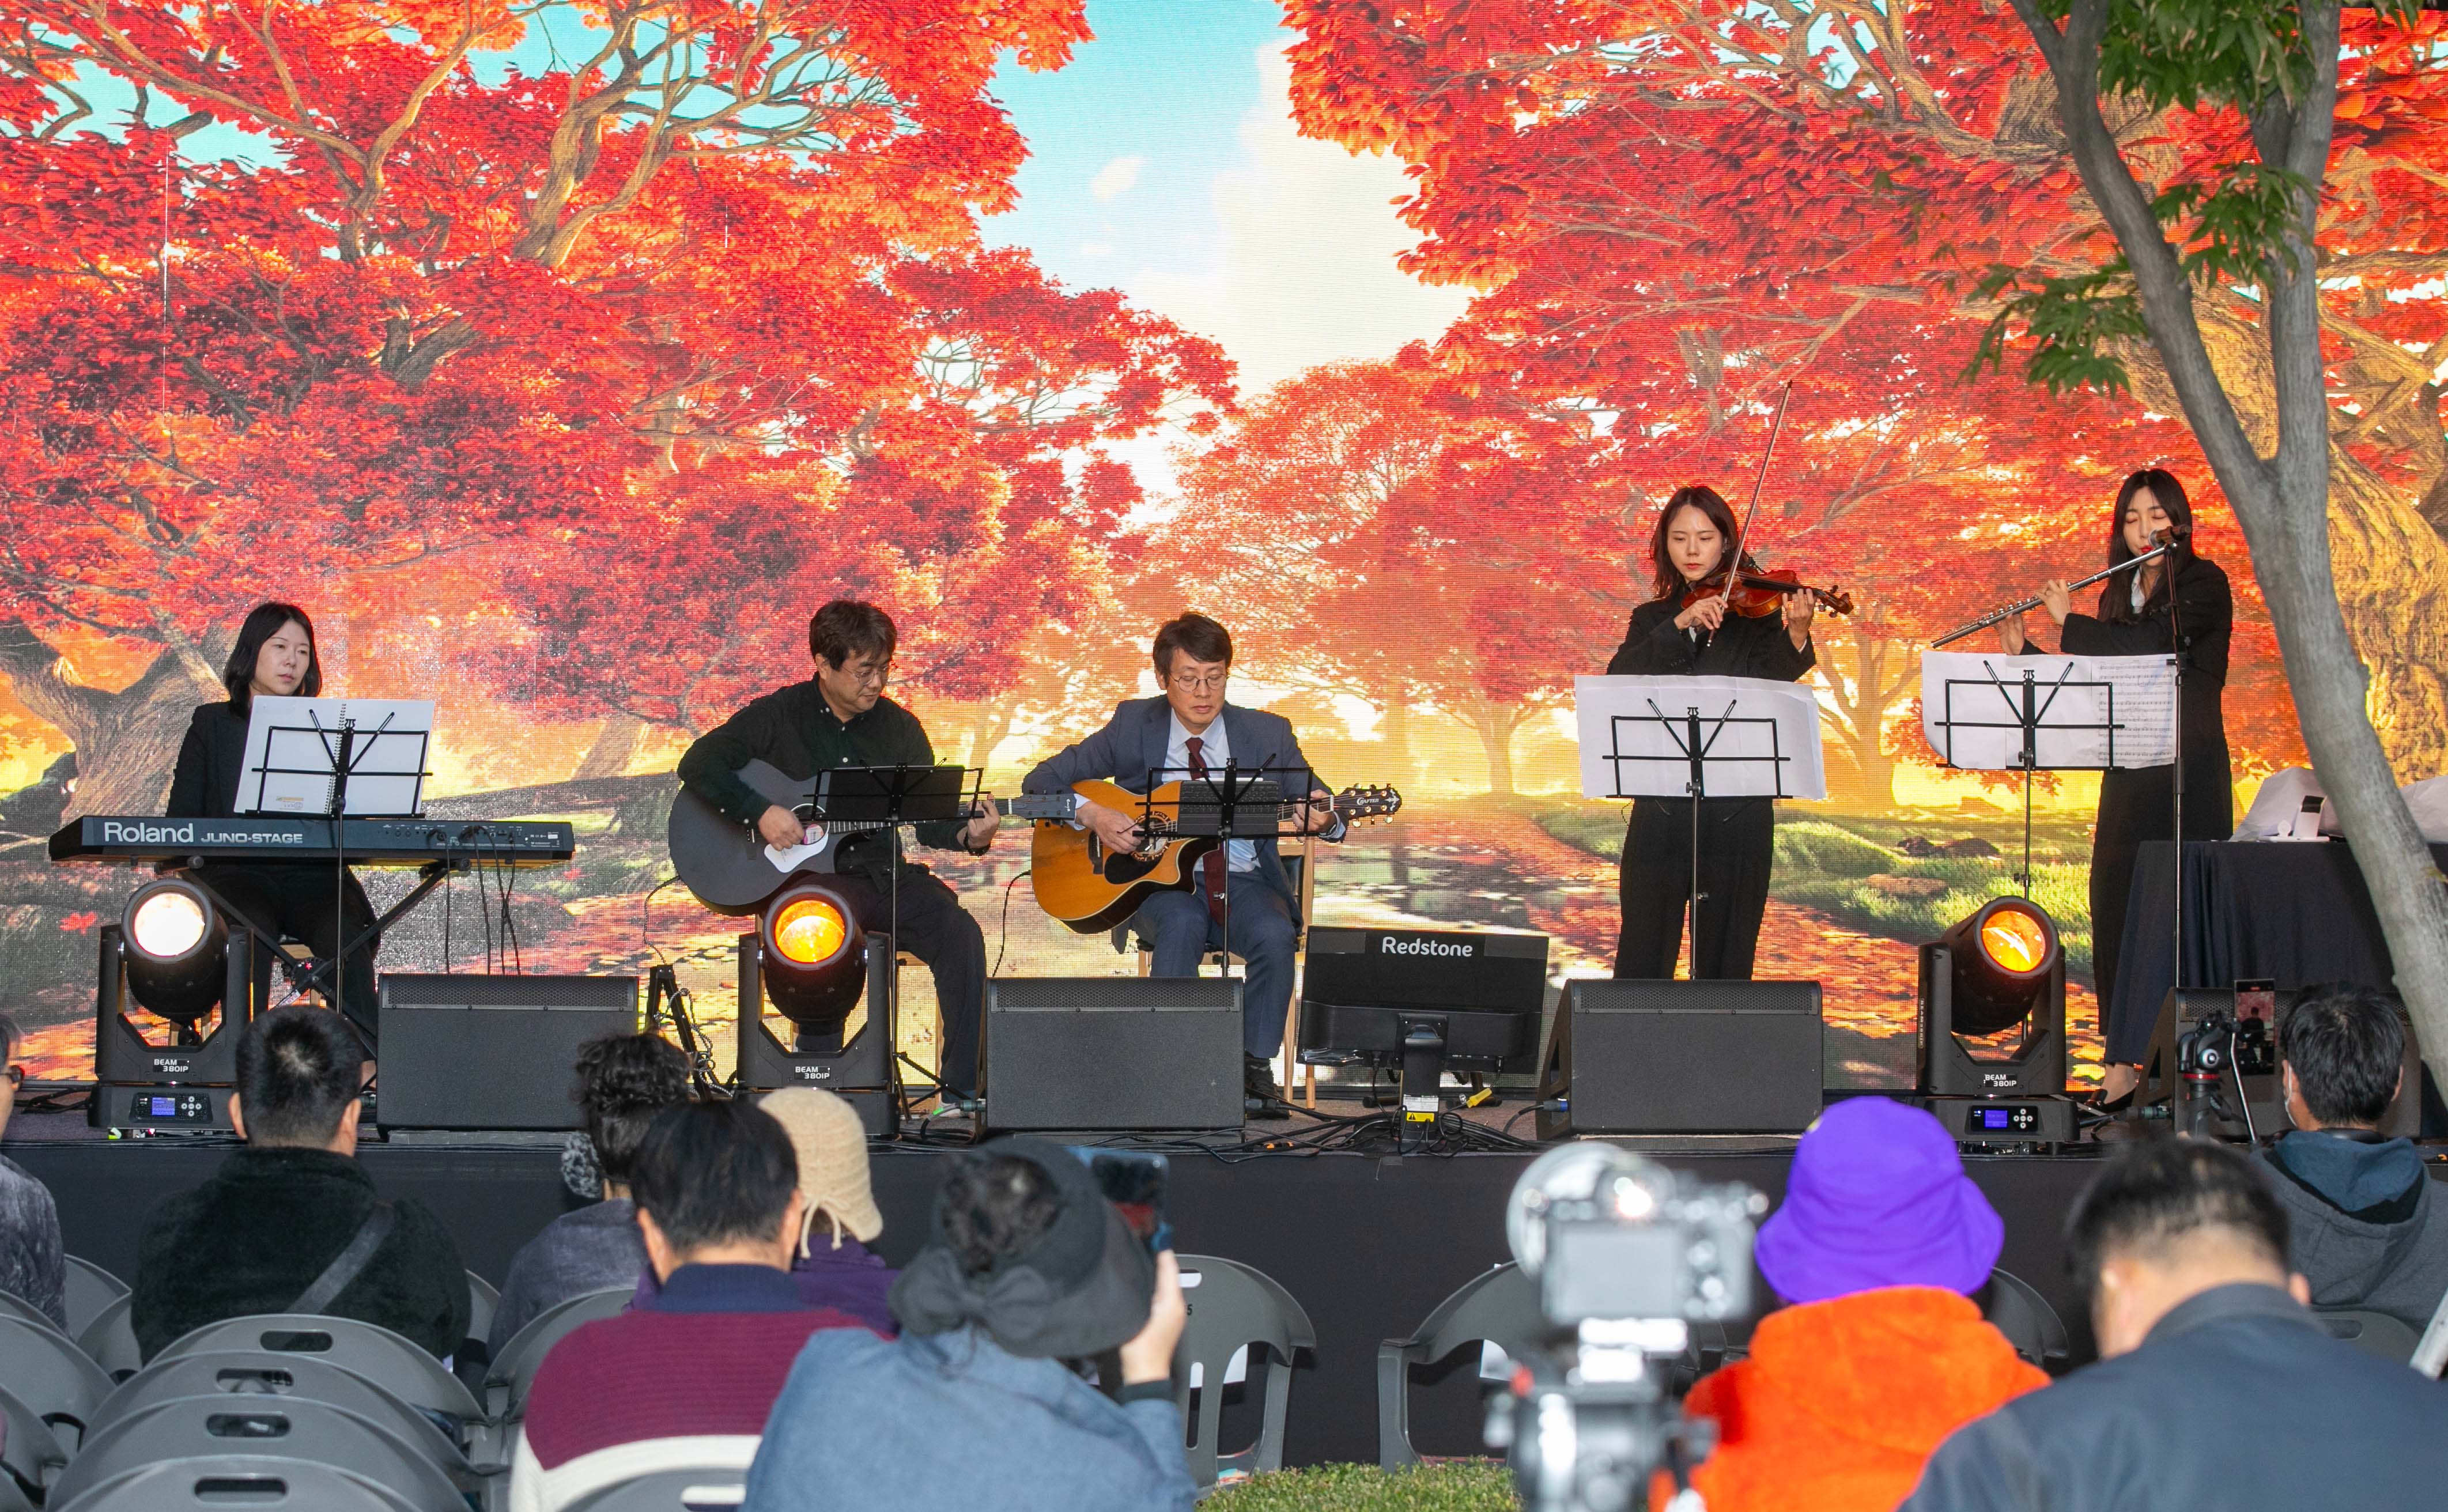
[1999,467,2233,1107]
[1606,484,1816,980]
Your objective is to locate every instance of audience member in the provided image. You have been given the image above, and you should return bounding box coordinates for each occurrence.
[1904,1137,2448,1511]
[2261,985,2448,1332]
[744,1138,1193,1512]
[634,1087,897,1333]
[511,1099,870,1512]
[1680,1097,2047,1512]
[490,1032,690,1354]
[0,1013,66,1331]
[131,1006,467,1362]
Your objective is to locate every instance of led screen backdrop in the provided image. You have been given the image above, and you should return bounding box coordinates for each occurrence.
[3,2,2443,1089]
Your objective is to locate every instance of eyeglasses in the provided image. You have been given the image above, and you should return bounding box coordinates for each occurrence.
[1169,671,1229,694]
[844,662,891,689]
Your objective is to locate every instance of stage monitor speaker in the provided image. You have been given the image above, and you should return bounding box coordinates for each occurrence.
[1540,979,1823,1136]
[983,978,1242,1133]
[2143,986,2426,1139]
[376,973,639,1131]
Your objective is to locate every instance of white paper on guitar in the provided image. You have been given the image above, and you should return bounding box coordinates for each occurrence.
[764,834,833,872]
[1574,675,1827,802]
[1918,652,2177,772]
[236,696,434,815]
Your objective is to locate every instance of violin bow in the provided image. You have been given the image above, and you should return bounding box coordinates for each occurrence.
[1723,380,1794,589]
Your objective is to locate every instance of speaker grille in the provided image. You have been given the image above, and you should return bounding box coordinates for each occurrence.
[380,973,638,1011]
[984,977,1242,1131]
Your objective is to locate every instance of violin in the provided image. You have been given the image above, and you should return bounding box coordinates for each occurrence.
[1681,383,1856,621]
[1683,556,1857,619]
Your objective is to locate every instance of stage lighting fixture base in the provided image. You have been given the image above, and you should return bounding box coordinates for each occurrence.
[1917,1094,2074,1150]
[90,924,260,1130]
[93,1083,237,1136]
[734,930,900,1139]
[1916,942,2067,1099]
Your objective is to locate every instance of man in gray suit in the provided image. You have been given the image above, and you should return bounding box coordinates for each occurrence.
[1024,614,1343,1112]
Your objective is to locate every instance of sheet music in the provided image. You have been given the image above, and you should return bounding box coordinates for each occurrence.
[1919,652,2176,772]
[1574,675,1827,802]
[237,696,433,815]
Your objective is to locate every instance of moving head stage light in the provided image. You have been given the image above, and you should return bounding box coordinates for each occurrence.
[92,878,267,1133]
[1917,896,2071,1143]
[734,880,898,1133]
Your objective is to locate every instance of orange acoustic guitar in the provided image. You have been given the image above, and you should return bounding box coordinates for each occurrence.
[1028,778,1403,933]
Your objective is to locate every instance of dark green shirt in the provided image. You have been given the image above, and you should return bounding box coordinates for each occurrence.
[675,683,971,883]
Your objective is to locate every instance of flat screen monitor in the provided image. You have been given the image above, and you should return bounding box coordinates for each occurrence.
[1297,926,1547,1075]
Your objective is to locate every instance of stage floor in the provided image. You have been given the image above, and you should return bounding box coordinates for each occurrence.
[1,1098,2113,1467]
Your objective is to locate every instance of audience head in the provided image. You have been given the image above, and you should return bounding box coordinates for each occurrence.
[1752,1097,2004,1305]
[573,1033,691,1195]
[0,1011,20,1140]
[629,1099,803,1279]
[2277,986,2404,1133]
[232,1006,367,1152]
[2067,1136,2303,1358]
[890,1137,1154,1359]
[760,1087,884,1256]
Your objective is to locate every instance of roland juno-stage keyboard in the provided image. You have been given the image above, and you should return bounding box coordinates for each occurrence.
[50,815,577,868]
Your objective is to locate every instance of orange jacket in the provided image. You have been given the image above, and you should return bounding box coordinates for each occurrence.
[1679,1286,2049,1512]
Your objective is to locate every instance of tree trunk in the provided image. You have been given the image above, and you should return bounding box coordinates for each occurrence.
[2014,0,2448,1082]
[573,712,649,780]
[0,620,225,821]
[1466,697,1520,795]
[1381,676,1416,788]
[966,695,1019,776]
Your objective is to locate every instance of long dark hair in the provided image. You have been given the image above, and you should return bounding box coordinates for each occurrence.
[1646,485,1743,600]
[221,602,322,712]
[2103,468,2193,624]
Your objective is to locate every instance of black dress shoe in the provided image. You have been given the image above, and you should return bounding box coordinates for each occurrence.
[1243,1055,1290,1121]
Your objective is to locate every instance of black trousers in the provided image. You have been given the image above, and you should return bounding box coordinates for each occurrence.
[1614,797,1775,980]
[2094,762,2234,1064]
[825,868,987,1096]
[192,863,380,1045]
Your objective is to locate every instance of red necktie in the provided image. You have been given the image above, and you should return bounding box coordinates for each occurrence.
[1185,736,1226,923]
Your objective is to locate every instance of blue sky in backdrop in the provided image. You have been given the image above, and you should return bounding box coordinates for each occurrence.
[91,2,1463,480]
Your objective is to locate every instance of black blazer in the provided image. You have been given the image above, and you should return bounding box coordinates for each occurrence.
[1022,697,1332,905]
[167,701,250,819]
[1605,596,1817,682]
[2026,550,2232,792]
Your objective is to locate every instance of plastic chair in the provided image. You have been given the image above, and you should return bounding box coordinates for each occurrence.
[465,1270,500,1350]
[2317,1307,2421,1363]
[1376,1261,1548,1470]
[45,1455,420,1512]
[0,1290,64,1338]
[1976,1268,2072,1370]
[62,1257,130,1341]
[0,1314,117,1447]
[0,1383,69,1509]
[1170,1254,1314,1489]
[150,1314,485,1430]
[486,1286,633,1420]
[46,1394,471,1512]
[87,1351,479,1477]
[75,1294,142,1381]
[565,1465,752,1511]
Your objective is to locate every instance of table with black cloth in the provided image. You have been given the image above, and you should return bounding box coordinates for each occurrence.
[2106,838,2448,1064]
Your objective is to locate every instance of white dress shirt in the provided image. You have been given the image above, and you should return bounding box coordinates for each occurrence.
[1166,710,1259,873]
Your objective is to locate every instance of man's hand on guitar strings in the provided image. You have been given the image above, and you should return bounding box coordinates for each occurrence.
[962,794,1000,852]
[755,804,806,850]
[1075,797,1149,857]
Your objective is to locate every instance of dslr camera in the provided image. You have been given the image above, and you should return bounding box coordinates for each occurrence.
[1485,1144,1765,1512]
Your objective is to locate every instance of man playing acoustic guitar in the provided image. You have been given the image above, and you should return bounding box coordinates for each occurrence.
[1023,613,1343,1113]
[676,600,1000,1101]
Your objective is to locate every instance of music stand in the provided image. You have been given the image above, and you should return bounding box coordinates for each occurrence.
[236,697,435,1047]
[1574,675,1824,976]
[813,765,979,1101]
[1920,649,2176,892]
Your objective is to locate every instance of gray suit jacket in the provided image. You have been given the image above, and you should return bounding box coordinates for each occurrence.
[1022,697,1331,904]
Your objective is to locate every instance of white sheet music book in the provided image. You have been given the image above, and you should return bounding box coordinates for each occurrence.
[1574,675,1827,802]
[1918,652,2177,772]
[236,697,435,816]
